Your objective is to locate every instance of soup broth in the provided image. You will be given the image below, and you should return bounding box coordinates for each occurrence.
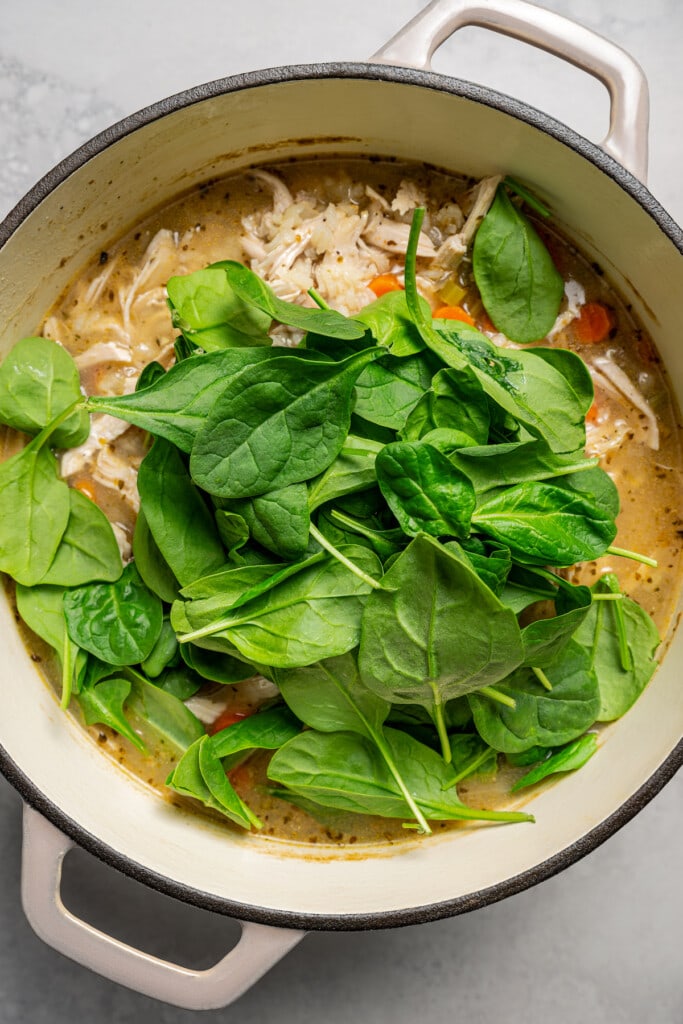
[4,158,682,846]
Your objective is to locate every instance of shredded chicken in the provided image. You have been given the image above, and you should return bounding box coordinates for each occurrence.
[590,355,660,451]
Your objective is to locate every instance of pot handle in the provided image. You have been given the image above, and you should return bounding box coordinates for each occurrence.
[370,0,649,182]
[20,805,305,1010]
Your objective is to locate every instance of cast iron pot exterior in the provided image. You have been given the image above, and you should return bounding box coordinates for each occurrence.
[1,61,682,937]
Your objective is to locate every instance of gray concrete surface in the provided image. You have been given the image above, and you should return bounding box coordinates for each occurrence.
[0,1,681,1020]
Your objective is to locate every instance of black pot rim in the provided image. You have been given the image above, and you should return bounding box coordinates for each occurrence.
[1,60,681,933]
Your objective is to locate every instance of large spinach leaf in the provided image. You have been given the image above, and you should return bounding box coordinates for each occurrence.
[137,438,225,586]
[166,265,273,348]
[39,488,123,587]
[472,184,564,343]
[190,348,380,499]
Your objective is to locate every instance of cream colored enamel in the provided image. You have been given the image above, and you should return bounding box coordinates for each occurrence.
[1,76,681,917]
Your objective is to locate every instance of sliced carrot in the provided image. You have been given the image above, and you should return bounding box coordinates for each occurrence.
[209,708,249,736]
[574,302,614,344]
[433,305,476,326]
[368,273,403,297]
[71,479,97,503]
[585,400,600,424]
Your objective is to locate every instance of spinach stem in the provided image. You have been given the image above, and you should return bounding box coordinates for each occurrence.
[307,287,330,310]
[480,686,516,709]
[60,633,74,710]
[309,522,382,590]
[602,573,632,671]
[607,545,658,568]
[532,667,553,691]
[592,593,624,601]
[430,692,452,765]
[442,747,493,790]
[375,730,432,836]
[33,398,86,451]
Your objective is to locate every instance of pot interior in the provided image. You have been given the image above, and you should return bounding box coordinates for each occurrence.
[1,69,681,925]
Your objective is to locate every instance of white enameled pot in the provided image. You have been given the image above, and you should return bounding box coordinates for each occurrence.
[1,0,681,1011]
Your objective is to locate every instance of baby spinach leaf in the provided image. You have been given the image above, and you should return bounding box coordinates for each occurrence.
[520,583,592,668]
[211,707,301,759]
[351,351,437,430]
[177,546,381,668]
[88,347,288,452]
[401,366,490,444]
[573,590,660,721]
[359,535,524,711]
[138,438,225,586]
[307,435,382,511]
[274,651,390,739]
[444,538,512,595]
[166,265,273,348]
[450,440,596,495]
[472,185,564,343]
[136,360,166,391]
[180,642,256,684]
[39,488,123,587]
[0,336,90,447]
[154,665,203,700]
[132,508,180,604]
[15,582,85,705]
[529,347,594,415]
[554,465,620,518]
[125,670,204,753]
[226,482,310,561]
[468,640,600,752]
[268,727,532,824]
[64,563,163,665]
[215,260,365,341]
[472,481,616,566]
[510,733,597,792]
[77,677,146,752]
[325,509,406,562]
[0,441,71,585]
[214,509,250,559]
[376,441,476,539]
[354,289,428,356]
[190,348,380,499]
[140,618,179,678]
[166,735,260,830]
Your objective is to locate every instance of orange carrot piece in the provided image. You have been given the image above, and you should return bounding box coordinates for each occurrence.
[368,273,403,297]
[586,400,600,424]
[209,708,249,736]
[71,479,97,503]
[574,302,614,344]
[433,305,476,326]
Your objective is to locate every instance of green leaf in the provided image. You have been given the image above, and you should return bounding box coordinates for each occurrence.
[190,349,381,499]
[519,581,593,667]
[166,265,273,348]
[351,351,438,430]
[140,618,179,678]
[307,435,382,511]
[473,481,617,566]
[376,441,476,539]
[0,336,90,447]
[39,488,123,587]
[180,643,256,684]
[77,677,145,752]
[472,185,564,343]
[573,591,660,721]
[211,707,301,759]
[401,366,490,444]
[132,508,180,604]
[226,482,310,561]
[268,727,531,824]
[510,733,598,792]
[450,440,597,495]
[87,348,294,453]
[0,442,71,585]
[354,289,427,356]
[177,546,381,668]
[216,260,366,341]
[64,563,163,665]
[468,640,600,752]
[166,736,260,830]
[214,510,250,560]
[138,438,225,586]
[126,670,205,753]
[359,535,524,709]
